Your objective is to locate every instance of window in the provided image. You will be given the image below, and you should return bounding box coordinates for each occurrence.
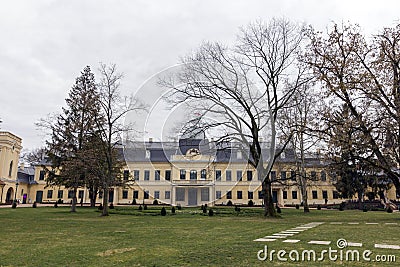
[321,171,327,181]
[291,171,296,181]
[312,190,318,199]
[123,170,130,181]
[322,190,328,199]
[247,170,253,181]
[144,191,149,199]
[154,191,160,199]
[78,190,84,199]
[311,171,317,180]
[215,170,222,181]
[200,169,207,179]
[292,191,298,199]
[201,188,209,201]
[330,173,337,182]
[165,170,171,181]
[226,170,232,181]
[216,191,222,199]
[333,191,339,199]
[165,191,171,199]
[190,170,197,180]
[281,171,286,180]
[180,169,186,180]
[155,170,161,181]
[133,170,140,180]
[57,190,63,199]
[144,170,150,180]
[176,188,185,201]
[237,191,243,199]
[47,190,53,199]
[68,190,74,199]
[248,191,253,199]
[133,190,139,199]
[226,191,232,199]
[270,171,276,181]
[236,170,242,181]
[283,191,288,199]
[39,170,45,180]
[258,191,264,199]
[99,191,103,199]
[8,161,13,177]
[122,190,128,199]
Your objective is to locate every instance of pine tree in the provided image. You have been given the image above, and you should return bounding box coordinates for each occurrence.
[46,66,103,212]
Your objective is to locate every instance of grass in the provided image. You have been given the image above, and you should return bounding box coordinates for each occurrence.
[0,206,399,266]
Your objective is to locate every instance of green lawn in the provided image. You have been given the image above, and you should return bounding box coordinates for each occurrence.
[0,206,399,266]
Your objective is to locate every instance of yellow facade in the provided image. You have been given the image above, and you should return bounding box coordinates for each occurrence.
[1,132,396,207]
[0,131,22,204]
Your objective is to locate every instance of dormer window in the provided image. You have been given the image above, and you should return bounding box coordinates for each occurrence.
[237,151,242,159]
[145,150,150,159]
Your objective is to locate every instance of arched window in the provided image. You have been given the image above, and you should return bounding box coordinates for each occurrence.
[8,160,13,177]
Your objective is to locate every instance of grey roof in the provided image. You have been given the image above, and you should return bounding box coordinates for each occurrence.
[17,166,37,184]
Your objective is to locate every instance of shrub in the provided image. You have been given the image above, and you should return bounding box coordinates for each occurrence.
[98,203,103,210]
[226,200,233,206]
[132,198,137,205]
[295,204,299,209]
[109,203,114,209]
[317,205,321,210]
[387,207,393,213]
[202,205,207,213]
[171,206,176,214]
[153,199,159,205]
[138,205,143,211]
[54,202,58,208]
[200,204,204,210]
[363,205,368,212]
[339,202,346,211]
[248,199,254,207]
[276,206,281,214]
[57,199,63,204]
[12,202,17,209]
[161,207,167,216]
[208,209,214,216]
[144,204,148,210]
[177,204,182,210]
[204,204,207,208]
[234,205,240,212]
[32,202,37,208]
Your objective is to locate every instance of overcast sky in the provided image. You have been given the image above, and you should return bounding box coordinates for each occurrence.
[1,0,399,151]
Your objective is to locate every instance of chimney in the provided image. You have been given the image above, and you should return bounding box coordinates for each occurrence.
[149,137,153,143]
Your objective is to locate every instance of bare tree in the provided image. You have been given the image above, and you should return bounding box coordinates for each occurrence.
[279,84,321,212]
[306,23,400,198]
[20,147,47,166]
[164,18,308,216]
[95,63,146,216]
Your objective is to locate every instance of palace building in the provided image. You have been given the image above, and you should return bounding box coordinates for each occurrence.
[2,130,397,207]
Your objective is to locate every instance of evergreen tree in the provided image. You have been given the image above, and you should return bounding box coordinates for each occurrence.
[46,66,102,212]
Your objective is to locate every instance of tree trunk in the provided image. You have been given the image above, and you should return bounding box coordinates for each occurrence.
[101,186,109,216]
[262,179,276,217]
[88,186,98,208]
[71,187,77,213]
[300,172,310,213]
